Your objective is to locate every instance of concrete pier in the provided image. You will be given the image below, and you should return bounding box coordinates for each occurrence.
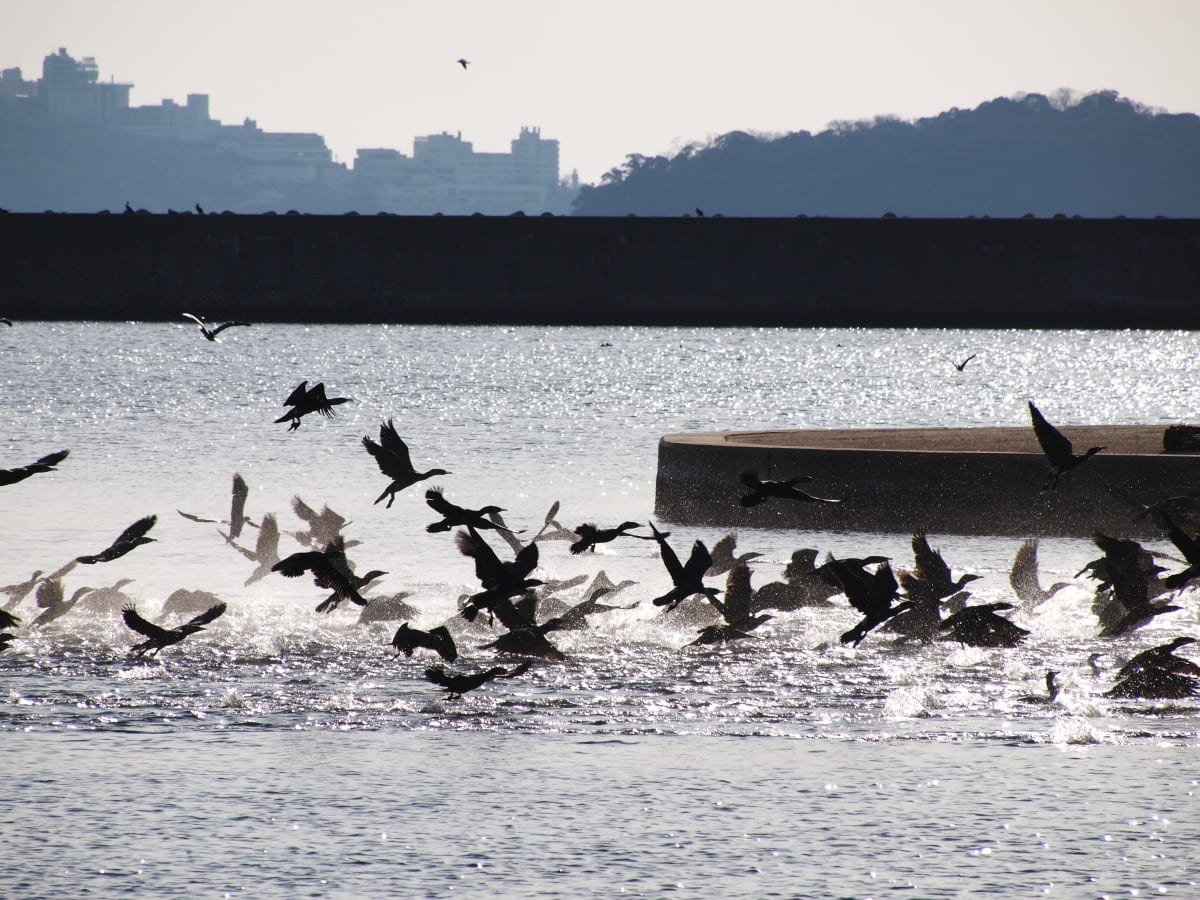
[654,425,1200,537]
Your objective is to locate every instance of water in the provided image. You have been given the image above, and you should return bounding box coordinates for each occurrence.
[3,323,1200,896]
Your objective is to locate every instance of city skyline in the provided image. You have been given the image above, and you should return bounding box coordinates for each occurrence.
[2,0,1199,183]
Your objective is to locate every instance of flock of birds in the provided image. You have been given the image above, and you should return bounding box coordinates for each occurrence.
[2,318,1199,707]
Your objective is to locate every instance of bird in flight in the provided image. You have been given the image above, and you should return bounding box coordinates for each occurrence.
[1028,401,1105,491]
[425,661,532,699]
[122,602,227,658]
[181,312,251,342]
[275,381,352,431]
[272,537,384,614]
[391,622,458,662]
[76,515,157,564]
[739,471,841,507]
[951,353,978,371]
[362,420,449,508]
[0,449,69,487]
[569,521,644,554]
[457,58,470,69]
[648,521,720,612]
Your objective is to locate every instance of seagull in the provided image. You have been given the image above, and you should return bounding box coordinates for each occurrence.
[363,420,449,508]
[456,58,470,69]
[951,353,978,372]
[739,471,841,507]
[0,449,69,487]
[76,515,157,565]
[425,661,532,698]
[391,622,457,662]
[181,312,251,342]
[122,602,227,658]
[275,381,352,431]
[1028,401,1105,491]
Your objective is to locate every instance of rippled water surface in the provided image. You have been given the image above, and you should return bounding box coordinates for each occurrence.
[3,323,1199,896]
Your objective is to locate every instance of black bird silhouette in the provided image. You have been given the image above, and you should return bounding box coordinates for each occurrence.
[951,353,978,372]
[272,538,385,613]
[1018,670,1061,704]
[456,526,543,622]
[480,619,567,661]
[1085,532,1179,637]
[0,607,20,629]
[456,58,470,69]
[391,622,457,662]
[1010,539,1070,610]
[939,602,1029,648]
[29,578,95,628]
[690,557,773,645]
[739,471,841,507]
[825,555,913,647]
[178,473,256,542]
[425,660,532,698]
[275,381,352,430]
[648,521,720,612]
[1114,637,1200,682]
[570,521,643,554]
[0,449,69,487]
[752,548,840,612]
[363,420,449,508]
[181,312,251,341]
[1160,512,1200,590]
[888,531,981,641]
[76,515,157,564]
[1028,401,1105,491]
[122,602,227,658]
[1105,638,1200,699]
[0,632,14,652]
[424,487,512,534]
[0,317,12,326]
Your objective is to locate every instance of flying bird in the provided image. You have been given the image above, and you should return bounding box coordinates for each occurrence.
[739,471,841,507]
[456,58,470,69]
[569,521,644,554]
[0,449,69,487]
[1028,401,1105,491]
[76,515,157,564]
[272,538,385,613]
[275,381,352,431]
[29,578,95,628]
[951,353,978,372]
[648,521,720,612]
[391,622,457,662]
[456,526,543,622]
[363,420,449,508]
[1009,539,1070,610]
[425,661,532,699]
[824,555,913,647]
[177,473,256,542]
[424,487,512,534]
[231,512,281,586]
[181,312,251,341]
[938,602,1029,648]
[122,602,227,658]
[1,570,44,611]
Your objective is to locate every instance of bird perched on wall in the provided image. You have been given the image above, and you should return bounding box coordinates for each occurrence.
[570,521,644,554]
[739,471,841,507]
[425,661,532,699]
[391,622,457,662]
[363,420,449,508]
[1009,539,1070,610]
[275,381,352,430]
[122,602,227,658]
[0,449,69,487]
[1028,401,1105,491]
[181,312,251,342]
[272,537,385,613]
[648,521,720,612]
[76,515,157,564]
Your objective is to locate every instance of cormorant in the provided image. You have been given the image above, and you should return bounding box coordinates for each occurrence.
[425,661,532,698]
[391,622,457,662]
[363,420,449,507]
[232,512,281,585]
[1028,401,1105,491]
[0,632,14,652]
[177,473,256,542]
[29,578,95,628]
[1160,511,1200,590]
[888,531,981,641]
[272,538,385,613]
[1010,539,1070,610]
[455,526,543,622]
[275,381,352,430]
[0,608,19,629]
[705,532,763,576]
[689,557,773,645]
[550,575,639,630]
[425,487,512,534]
[1085,532,1179,637]
[122,602,227,658]
[752,548,840,612]
[648,521,720,612]
[739,471,841,507]
[1105,639,1200,699]
[181,312,251,342]
[1017,670,1060,704]
[824,555,912,647]
[1,570,44,611]
[938,602,1029,648]
[288,496,353,549]
[0,449,69,487]
[480,619,567,661]
[570,521,643,554]
[357,591,418,624]
[159,588,225,619]
[951,353,978,372]
[76,578,136,613]
[76,515,157,564]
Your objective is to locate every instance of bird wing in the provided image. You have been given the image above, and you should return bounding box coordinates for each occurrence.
[177,509,218,524]
[272,549,326,578]
[1009,539,1041,604]
[210,321,250,336]
[122,606,171,640]
[184,602,227,628]
[424,487,459,518]
[424,665,453,688]
[291,495,319,524]
[36,578,63,608]
[1162,512,1200,566]
[380,420,417,469]
[282,381,309,407]
[681,541,714,585]
[181,312,206,327]
[229,474,249,533]
[113,515,157,546]
[1028,402,1074,465]
[456,527,504,587]
[31,449,70,470]
[649,521,685,582]
[513,539,540,578]
[255,513,280,560]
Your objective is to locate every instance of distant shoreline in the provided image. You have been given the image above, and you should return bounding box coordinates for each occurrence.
[4,213,1199,328]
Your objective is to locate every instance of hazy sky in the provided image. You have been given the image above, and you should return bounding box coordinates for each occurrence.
[4,1,1198,182]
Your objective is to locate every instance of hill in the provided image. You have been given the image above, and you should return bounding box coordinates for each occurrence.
[571,91,1200,217]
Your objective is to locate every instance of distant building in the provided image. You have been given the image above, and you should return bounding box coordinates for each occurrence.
[353,127,576,215]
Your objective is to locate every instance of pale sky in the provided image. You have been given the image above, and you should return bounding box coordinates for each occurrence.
[3,1,1198,183]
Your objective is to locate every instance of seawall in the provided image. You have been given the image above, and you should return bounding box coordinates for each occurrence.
[2,212,1199,327]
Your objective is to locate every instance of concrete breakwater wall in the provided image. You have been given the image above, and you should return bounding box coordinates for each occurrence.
[2,212,1199,326]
